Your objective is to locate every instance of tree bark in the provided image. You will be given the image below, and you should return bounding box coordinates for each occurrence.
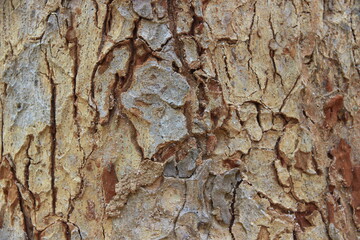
[0,0,359,239]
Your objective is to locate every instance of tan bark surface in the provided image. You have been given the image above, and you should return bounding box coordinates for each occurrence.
[0,0,359,239]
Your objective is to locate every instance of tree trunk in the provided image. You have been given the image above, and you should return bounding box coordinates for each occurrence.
[0,0,359,239]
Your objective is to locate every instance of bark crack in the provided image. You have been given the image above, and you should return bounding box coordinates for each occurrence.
[16,182,34,240]
[44,50,58,215]
[120,18,141,93]
[0,83,5,165]
[268,14,283,87]
[91,0,100,28]
[4,156,35,240]
[50,75,57,215]
[247,1,257,56]
[24,135,34,190]
[279,75,301,112]
[350,13,357,44]
[229,177,242,240]
[63,221,71,240]
[167,0,197,87]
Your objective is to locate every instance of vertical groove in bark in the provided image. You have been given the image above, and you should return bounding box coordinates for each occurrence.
[44,50,58,215]
[167,0,196,86]
[0,83,5,165]
[24,135,33,190]
[50,77,57,216]
[229,178,242,240]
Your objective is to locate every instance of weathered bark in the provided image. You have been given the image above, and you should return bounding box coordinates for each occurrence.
[0,0,359,239]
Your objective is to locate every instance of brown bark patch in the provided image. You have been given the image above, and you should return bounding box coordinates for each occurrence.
[206,134,217,154]
[323,95,343,128]
[283,43,296,59]
[98,51,114,74]
[294,151,312,172]
[102,162,119,203]
[65,26,77,42]
[154,143,177,162]
[295,204,317,230]
[0,163,13,180]
[351,165,360,227]
[0,161,19,225]
[222,158,241,169]
[326,195,336,224]
[331,139,352,187]
[324,78,333,92]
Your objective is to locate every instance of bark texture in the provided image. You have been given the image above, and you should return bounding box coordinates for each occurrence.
[0,0,360,239]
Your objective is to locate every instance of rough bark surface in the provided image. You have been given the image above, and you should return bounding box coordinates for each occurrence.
[0,0,359,239]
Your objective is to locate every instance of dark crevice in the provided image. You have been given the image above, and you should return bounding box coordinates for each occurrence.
[67,178,84,220]
[171,61,180,73]
[75,223,84,240]
[90,38,132,134]
[293,230,298,240]
[63,221,71,240]
[90,39,131,101]
[302,110,315,124]
[279,75,301,112]
[102,224,106,239]
[216,38,238,45]
[275,135,286,167]
[17,185,34,240]
[253,101,263,131]
[268,14,284,87]
[167,0,197,87]
[191,19,206,57]
[137,37,164,65]
[157,35,173,51]
[92,15,142,155]
[189,4,204,36]
[229,176,242,240]
[119,18,141,93]
[223,53,232,83]
[50,79,57,215]
[91,0,99,28]
[4,156,34,240]
[44,50,57,215]
[124,114,145,160]
[0,83,6,165]
[350,13,357,43]
[24,135,34,189]
[248,58,261,90]
[197,81,208,117]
